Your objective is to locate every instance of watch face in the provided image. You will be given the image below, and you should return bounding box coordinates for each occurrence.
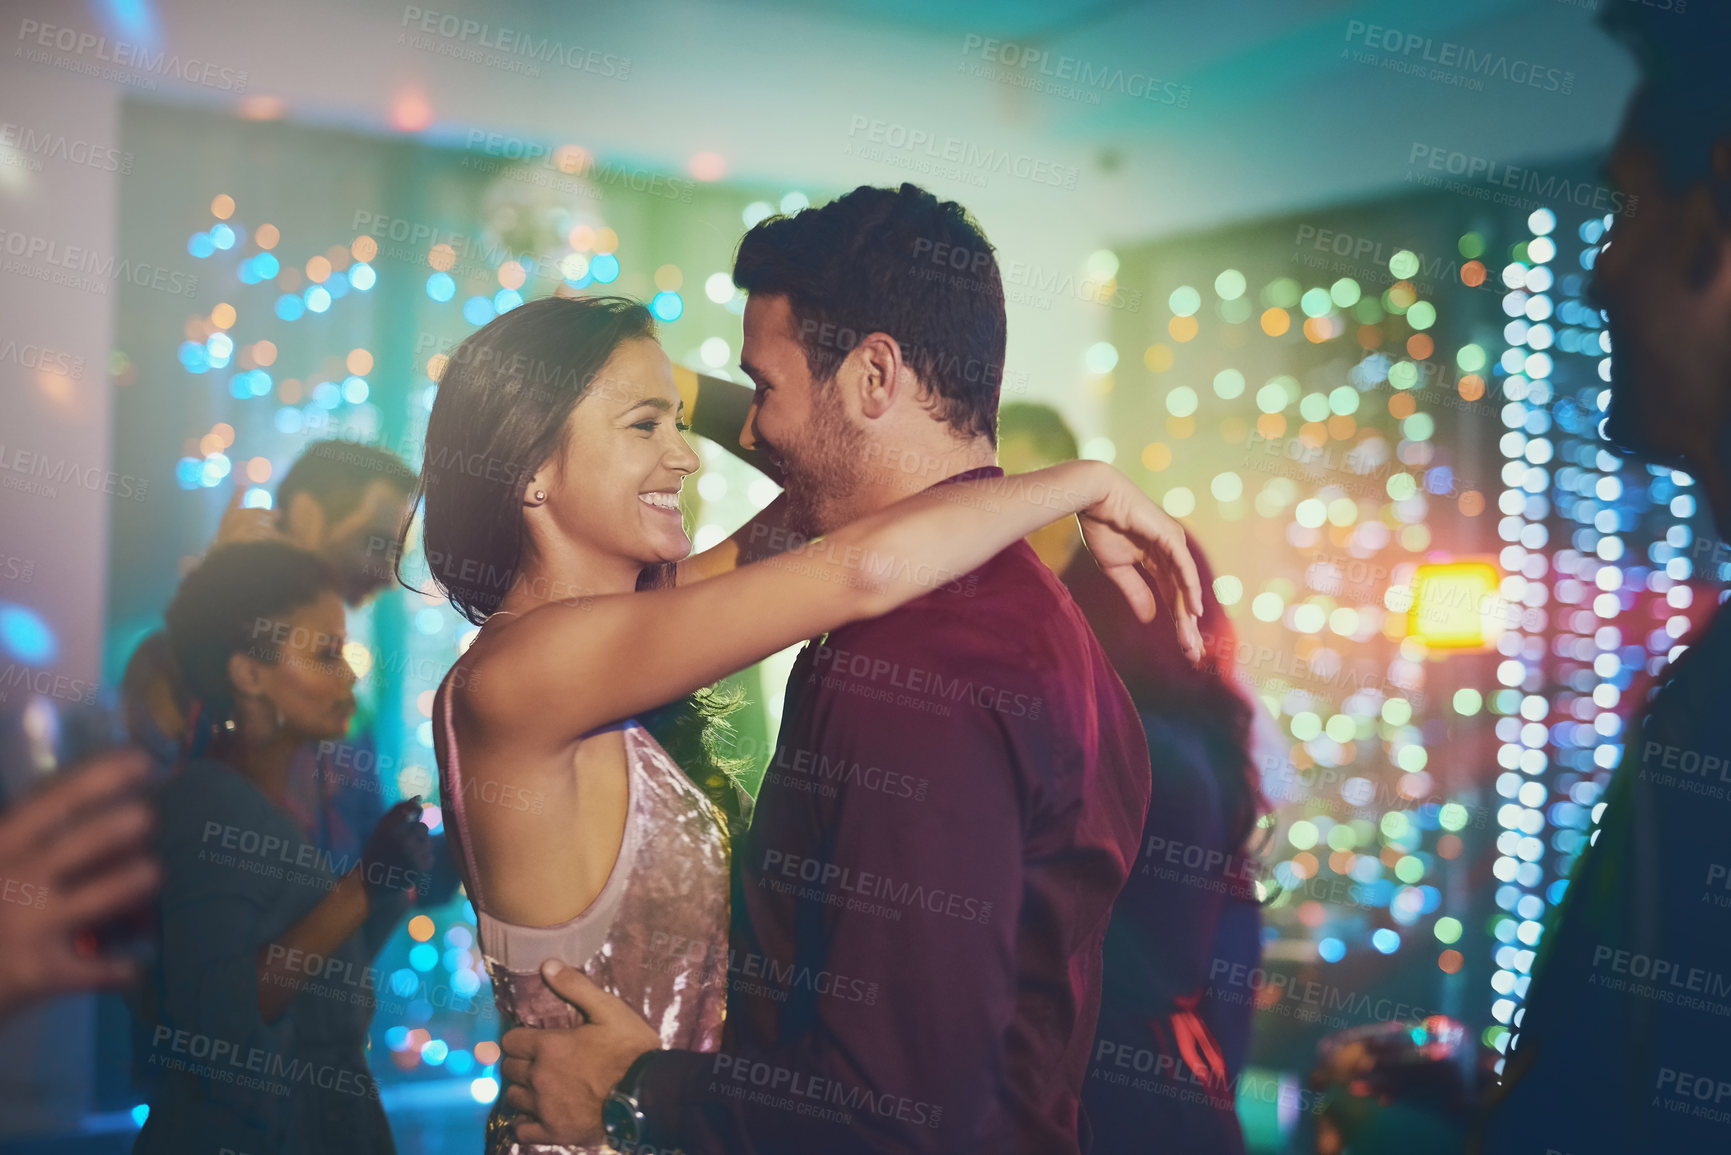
[603,1091,644,1144]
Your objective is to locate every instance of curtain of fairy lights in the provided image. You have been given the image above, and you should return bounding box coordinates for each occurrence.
[1486,206,1711,1073]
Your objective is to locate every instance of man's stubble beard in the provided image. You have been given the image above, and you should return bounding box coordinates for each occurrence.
[779,382,868,538]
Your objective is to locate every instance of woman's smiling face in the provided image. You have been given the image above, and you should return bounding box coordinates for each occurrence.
[538,337,702,569]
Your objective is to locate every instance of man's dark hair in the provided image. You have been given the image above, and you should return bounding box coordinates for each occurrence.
[276,439,416,524]
[1601,5,1731,195]
[997,401,1081,464]
[733,183,1005,443]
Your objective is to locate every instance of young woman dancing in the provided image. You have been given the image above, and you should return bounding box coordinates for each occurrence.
[412,294,1200,1153]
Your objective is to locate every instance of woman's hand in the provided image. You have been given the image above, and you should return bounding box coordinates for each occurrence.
[1076,464,1205,662]
[213,481,287,549]
[359,799,433,903]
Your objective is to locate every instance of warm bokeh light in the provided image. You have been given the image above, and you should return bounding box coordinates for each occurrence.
[390,89,434,133]
[210,194,235,219]
[1409,560,1503,649]
[237,95,287,120]
[689,150,726,181]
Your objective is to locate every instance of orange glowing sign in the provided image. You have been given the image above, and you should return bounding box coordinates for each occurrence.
[1409,561,1505,650]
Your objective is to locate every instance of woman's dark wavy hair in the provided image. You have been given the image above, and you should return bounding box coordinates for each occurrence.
[398,294,751,831]
[165,541,341,731]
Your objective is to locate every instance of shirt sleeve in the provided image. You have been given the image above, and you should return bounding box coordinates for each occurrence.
[636,644,1030,1153]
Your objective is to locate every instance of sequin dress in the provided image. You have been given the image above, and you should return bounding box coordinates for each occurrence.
[438,676,730,1155]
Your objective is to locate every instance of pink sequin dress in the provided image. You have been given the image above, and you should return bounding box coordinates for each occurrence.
[438,676,730,1155]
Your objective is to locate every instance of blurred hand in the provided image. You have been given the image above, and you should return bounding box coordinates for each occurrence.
[0,749,159,1021]
[360,799,433,903]
[1077,466,1205,662]
[212,481,286,548]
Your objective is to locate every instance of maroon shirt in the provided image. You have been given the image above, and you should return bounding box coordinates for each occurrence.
[636,466,1151,1153]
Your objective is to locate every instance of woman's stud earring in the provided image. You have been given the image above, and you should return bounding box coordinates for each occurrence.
[533,490,546,502]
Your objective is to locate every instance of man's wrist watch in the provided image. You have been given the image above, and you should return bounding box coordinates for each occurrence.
[603,1051,659,1150]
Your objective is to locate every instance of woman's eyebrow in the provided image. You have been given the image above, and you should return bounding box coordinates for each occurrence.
[619,396,675,414]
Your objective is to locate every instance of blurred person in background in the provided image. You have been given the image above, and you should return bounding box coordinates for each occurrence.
[132,541,430,1155]
[1472,5,1731,1153]
[120,440,455,897]
[999,402,1269,1154]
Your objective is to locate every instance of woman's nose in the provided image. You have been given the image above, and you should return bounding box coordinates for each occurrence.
[669,430,701,473]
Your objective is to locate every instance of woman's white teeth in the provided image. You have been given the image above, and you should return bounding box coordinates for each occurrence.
[639,491,679,510]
